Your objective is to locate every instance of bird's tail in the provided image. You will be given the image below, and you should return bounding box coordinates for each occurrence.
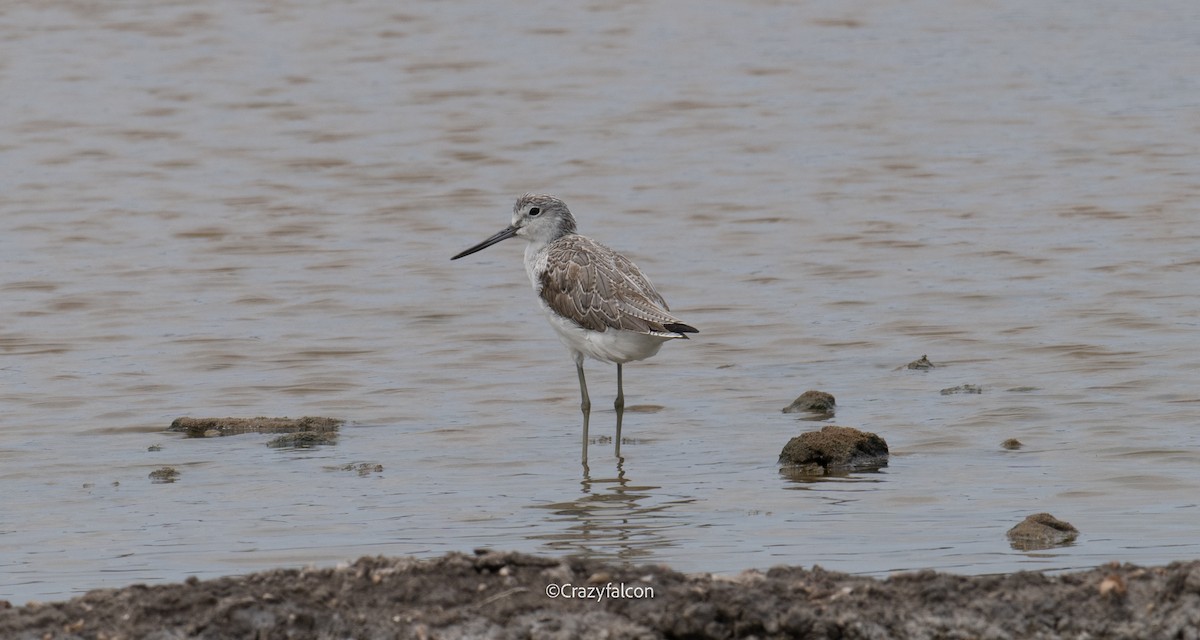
[662,322,699,338]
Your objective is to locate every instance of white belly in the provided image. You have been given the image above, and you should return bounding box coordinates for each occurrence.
[539,301,670,365]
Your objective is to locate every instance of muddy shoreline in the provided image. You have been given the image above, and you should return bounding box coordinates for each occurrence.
[4,552,1198,639]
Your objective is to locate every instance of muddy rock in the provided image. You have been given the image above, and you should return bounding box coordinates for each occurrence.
[3,552,1200,639]
[940,384,982,395]
[1008,513,1079,551]
[781,390,836,414]
[779,425,888,474]
[1002,438,1023,450]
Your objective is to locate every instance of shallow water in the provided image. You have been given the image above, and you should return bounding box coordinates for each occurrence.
[3,0,1200,604]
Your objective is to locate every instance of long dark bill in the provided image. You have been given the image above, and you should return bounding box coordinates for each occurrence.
[451,226,518,260]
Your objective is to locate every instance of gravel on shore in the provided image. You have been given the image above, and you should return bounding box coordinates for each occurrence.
[3,551,1198,639]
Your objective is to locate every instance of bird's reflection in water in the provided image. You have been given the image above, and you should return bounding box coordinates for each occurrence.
[528,437,693,564]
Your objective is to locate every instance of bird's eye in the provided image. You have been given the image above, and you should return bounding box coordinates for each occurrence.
[528,207,541,216]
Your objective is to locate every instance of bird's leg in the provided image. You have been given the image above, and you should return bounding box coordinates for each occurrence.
[577,359,590,464]
[581,409,590,465]
[615,363,625,412]
[614,363,624,457]
[576,359,591,413]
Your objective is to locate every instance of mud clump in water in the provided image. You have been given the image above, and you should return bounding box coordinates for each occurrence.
[169,416,343,446]
[266,431,339,448]
[2,552,1198,638]
[1002,438,1023,450]
[325,463,384,476]
[1008,512,1079,550]
[906,354,936,370]
[148,467,179,483]
[781,390,836,414]
[779,425,888,475]
[940,384,982,395]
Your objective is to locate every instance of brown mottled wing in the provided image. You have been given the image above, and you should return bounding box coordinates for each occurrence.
[539,236,692,335]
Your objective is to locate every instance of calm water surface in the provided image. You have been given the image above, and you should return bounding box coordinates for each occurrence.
[2,0,1199,604]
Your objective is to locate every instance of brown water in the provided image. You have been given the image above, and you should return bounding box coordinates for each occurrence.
[3,0,1199,604]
